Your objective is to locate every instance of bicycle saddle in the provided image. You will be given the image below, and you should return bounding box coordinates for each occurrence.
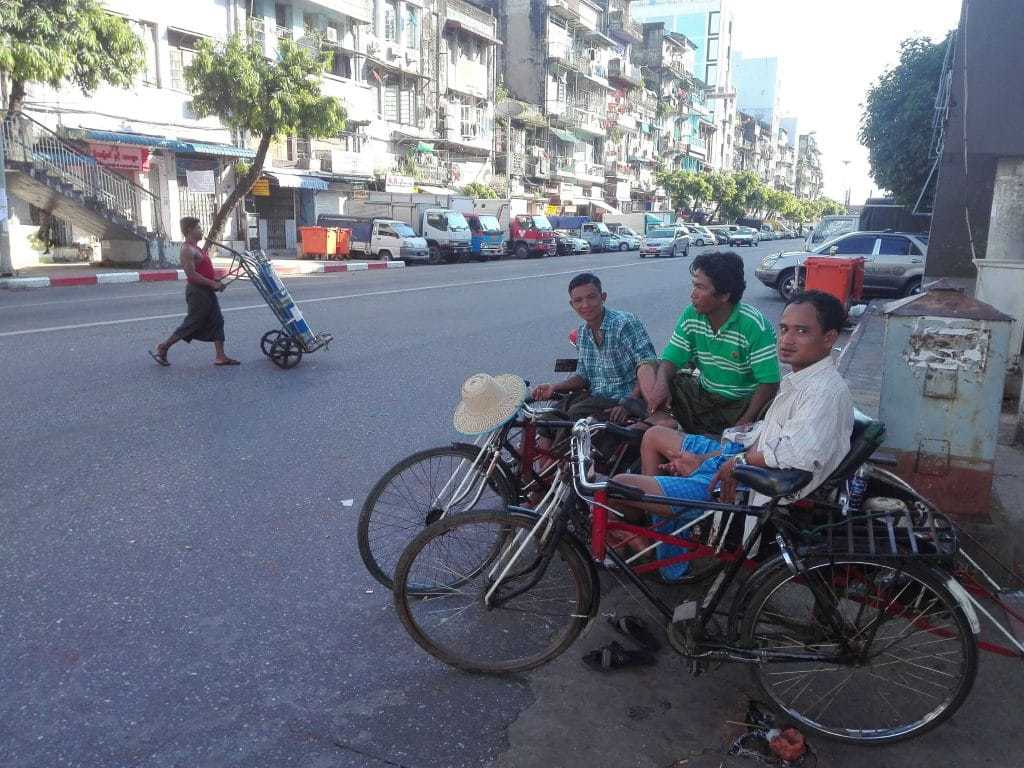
[732,465,813,499]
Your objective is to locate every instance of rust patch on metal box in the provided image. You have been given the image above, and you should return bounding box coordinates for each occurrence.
[905,317,990,373]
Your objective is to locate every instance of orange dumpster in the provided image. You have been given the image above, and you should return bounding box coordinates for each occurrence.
[803,256,865,309]
[331,228,351,260]
[298,226,336,259]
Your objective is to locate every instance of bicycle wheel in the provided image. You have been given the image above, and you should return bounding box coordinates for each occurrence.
[359,445,514,590]
[393,510,595,673]
[741,557,977,744]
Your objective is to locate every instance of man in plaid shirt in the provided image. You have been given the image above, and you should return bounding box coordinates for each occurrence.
[532,273,658,424]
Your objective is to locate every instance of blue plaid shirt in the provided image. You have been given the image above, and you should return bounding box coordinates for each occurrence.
[576,308,657,400]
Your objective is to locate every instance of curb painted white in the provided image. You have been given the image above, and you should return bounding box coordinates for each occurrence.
[0,261,404,290]
[96,272,142,284]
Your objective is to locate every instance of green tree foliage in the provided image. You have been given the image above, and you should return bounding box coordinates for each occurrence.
[0,0,143,113]
[705,171,737,222]
[461,182,499,199]
[185,34,347,243]
[859,35,951,206]
[656,170,712,212]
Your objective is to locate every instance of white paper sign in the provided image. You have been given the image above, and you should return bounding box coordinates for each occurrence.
[186,170,216,194]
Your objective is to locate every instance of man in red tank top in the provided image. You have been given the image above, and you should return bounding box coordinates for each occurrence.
[150,217,239,366]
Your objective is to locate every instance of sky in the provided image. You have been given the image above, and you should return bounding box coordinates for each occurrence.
[728,0,962,205]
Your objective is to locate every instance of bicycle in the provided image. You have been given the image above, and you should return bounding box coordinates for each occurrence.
[392,416,987,745]
[358,399,645,590]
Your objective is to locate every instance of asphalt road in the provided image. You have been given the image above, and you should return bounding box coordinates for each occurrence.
[2,240,1020,768]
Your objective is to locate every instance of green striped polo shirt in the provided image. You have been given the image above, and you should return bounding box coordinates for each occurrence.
[661,302,781,400]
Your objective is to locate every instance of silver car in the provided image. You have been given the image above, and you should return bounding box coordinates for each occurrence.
[640,226,691,258]
[687,225,717,246]
[608,233,641,251]
[730,226,760,247]
[755,230,929,300]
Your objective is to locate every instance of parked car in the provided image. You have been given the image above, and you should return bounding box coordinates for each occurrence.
[555,229,590,254]
[805,214,860,250]
[608,232,641,251]
[759,224,778,241]
[705,226,732,245]
[755,230,929,300]
[687,225,717,246]
[729,226,761,247]
[640,226,690,258]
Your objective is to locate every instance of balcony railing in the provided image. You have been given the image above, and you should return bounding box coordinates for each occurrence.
[565,104,605,136]
[547,0,581,20]
[446,0,497,39]
[606,9,641,42]
[608,57,641,85]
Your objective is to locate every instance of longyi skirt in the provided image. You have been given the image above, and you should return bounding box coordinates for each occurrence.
[174,284,225,343]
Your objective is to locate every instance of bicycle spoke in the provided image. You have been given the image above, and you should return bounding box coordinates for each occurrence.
[745,559,976,744]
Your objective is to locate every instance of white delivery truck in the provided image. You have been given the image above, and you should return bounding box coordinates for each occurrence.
[345,193,472,264]
[603,211,672,236]
[316,214,429,263]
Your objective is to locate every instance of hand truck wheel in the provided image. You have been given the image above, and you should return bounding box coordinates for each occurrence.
[260,329,286,357]
[269,335,303,369]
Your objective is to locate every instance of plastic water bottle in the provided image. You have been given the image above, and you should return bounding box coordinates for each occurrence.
[845,467,868,515]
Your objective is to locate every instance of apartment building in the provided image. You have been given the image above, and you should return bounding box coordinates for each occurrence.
[602,0,660,211]
[498,0,618,214]
[795,132,824,200]
[634,23,714,175]
[773,125,796,192]
[4,0,257,265]
[437,0,500,189]
[632,0,737,172]
[733,111,772,183]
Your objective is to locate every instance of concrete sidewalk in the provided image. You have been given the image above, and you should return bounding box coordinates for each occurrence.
[0,257,404,289]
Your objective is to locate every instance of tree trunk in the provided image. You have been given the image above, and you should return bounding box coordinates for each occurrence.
[204,133,272,247]
[7,79,25,114]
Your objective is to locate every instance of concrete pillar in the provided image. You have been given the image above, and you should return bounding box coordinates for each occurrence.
[986,157,1024,262]
[975,156,1024,443]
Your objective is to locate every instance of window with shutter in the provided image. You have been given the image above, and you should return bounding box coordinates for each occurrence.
[383,79,399,121]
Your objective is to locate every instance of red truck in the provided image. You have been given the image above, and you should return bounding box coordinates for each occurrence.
[508,214,557,258]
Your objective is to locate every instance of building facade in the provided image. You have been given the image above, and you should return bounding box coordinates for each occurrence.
[795,132,824,200]
[631,0,737,172]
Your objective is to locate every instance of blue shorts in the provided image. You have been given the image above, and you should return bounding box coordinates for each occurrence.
[652,435,744,582]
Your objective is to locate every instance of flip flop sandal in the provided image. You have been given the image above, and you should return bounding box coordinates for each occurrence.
[214,359,241,366]
[149,349,170,367]
[582,641,655,672]
[607,615,662,652]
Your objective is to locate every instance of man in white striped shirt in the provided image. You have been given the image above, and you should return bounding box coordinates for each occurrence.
[613,291,855,581]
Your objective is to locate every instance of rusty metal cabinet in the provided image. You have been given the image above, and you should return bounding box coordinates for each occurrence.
[879,287,1013,517]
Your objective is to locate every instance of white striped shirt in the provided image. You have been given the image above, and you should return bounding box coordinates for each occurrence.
[722,355,854,502]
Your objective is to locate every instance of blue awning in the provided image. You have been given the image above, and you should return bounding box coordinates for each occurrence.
[266,171,329,191]
[65,128,256,159]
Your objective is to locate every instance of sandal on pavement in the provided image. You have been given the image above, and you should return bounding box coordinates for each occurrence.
[607,615,661,652]
[149,348,170,367]
[582,641,655,672]
[214,358,241,366]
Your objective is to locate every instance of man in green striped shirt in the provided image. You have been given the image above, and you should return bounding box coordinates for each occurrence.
[647,251,780,435]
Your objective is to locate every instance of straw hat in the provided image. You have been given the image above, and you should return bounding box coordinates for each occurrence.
[453,373,527,435]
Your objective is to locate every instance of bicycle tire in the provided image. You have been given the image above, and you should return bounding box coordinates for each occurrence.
[358,444,515,590]
[740,557,977,744]
[393,509,595,674]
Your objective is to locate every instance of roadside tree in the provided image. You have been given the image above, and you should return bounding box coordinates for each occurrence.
[859,35,952,206]
[657,170,712,215]
[185,34,347,244]
[0,0,143,114]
